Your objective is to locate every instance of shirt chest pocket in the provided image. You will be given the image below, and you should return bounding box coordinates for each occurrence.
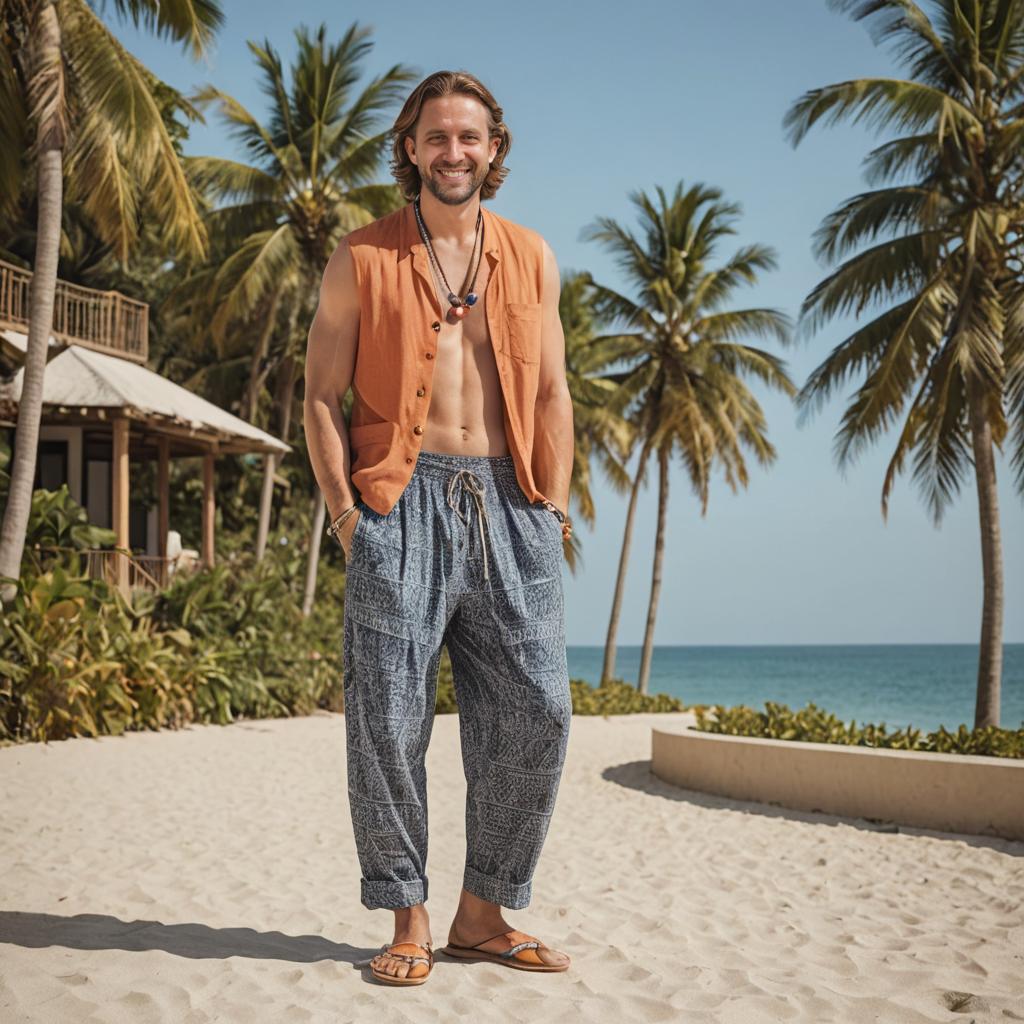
[504,302,542,364]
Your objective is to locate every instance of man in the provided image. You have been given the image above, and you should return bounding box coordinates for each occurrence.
[304,70,574,986]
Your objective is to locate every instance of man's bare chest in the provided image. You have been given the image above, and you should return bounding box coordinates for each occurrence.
[428,243,496,354]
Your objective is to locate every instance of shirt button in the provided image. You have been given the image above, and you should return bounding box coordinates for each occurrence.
[416,387,425,396]
[425,352,433,359]
[413,425,423,435]
[406,456,413,464]
[431,321,441,331]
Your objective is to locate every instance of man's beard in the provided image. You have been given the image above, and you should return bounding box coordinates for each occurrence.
[421,160,488,206]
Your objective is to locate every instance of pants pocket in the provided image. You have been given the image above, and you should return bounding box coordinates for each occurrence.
[348,500,370,562]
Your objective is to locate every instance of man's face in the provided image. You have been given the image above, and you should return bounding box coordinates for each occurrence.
[405,94,500,207]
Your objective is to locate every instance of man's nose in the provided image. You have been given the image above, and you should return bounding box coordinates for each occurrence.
[445,139,464,163]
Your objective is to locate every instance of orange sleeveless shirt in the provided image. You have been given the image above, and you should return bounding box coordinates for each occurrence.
[345,200,553,515]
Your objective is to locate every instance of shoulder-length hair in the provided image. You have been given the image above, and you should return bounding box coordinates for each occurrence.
[389,70,512,202]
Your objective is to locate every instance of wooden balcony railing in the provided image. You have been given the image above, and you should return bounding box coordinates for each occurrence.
[0,258,149,363]
[31,546,196,594]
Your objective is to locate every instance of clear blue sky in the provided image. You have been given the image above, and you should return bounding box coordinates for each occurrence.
[115,0,1023,645]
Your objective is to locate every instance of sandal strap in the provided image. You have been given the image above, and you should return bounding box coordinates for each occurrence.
[384,952,431,966]
[471,928,516,949]
[383,941,434,965]
[500,940,540,958]
[458,930,544,958]
[359,941,434,969]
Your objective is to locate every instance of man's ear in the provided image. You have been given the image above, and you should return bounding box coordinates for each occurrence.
[404,135,416,163]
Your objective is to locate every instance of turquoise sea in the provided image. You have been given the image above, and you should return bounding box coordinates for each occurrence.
[565,644,1024,733]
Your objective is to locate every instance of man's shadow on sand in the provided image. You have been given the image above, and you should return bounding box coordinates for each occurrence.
[0,911,377,964]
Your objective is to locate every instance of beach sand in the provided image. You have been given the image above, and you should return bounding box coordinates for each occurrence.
[1,711,1021,1023]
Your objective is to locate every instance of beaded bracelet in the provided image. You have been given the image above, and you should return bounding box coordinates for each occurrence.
[326,503,359,547]
[539,498,573,542]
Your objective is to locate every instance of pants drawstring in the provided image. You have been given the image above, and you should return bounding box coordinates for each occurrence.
[446,469,492,582]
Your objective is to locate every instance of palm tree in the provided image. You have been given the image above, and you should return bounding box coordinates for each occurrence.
[0,0,223,604]
[783,0,1024,730]
[584,183,797,693]
[173,22,416,562]
[557,268,636,575]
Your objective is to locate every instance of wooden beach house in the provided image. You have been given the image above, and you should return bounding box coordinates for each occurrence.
[0,258,289,591]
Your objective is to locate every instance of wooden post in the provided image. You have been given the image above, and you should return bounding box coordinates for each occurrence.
[202,451,215,568]
[256,451,277,561]
[302,487,326,618]
[157,436,169,559]
[111,417,130,594]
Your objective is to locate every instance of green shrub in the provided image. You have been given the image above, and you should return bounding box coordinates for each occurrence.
[0,564,231,741]
[0,480,349,742]
[569,677,686,714]
[694,700,1024,760]
[150,549,345,719]
[431,663,686,715]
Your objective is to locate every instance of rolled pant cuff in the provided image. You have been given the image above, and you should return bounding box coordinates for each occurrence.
[462,865,532,909]
[361,876,428,910]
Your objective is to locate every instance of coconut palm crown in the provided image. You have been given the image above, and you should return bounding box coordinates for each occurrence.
[180,21,418,345]
[784,0,1023,728]
[584,181,797,692]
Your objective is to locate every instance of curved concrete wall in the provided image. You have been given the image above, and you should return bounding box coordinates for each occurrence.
[651,727,1024,841]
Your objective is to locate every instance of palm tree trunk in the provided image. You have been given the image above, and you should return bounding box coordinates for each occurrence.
[255,310,298,561]
[967,382,1004,729]
[0,3,64,605]
[637,446,669,694]
[600,436,653,685]
[244,285,282,424]
[275,350,297,444]
[302,487,326,617]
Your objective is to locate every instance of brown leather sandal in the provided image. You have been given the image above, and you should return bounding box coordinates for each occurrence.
[440,929,570,972]
[361,940,434,985]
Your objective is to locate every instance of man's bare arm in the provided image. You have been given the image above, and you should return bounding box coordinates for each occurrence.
[303,237,361,522]
[533,237,574,514]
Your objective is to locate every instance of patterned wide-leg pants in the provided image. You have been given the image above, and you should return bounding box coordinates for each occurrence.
[341,450,572,911]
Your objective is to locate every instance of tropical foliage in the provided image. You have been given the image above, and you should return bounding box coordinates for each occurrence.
[784,0,1024,728]
[584,182,797,693]
[556,268,636,574]
[2,3,1014,747]
[0,485,350,743]
[0,480,689,743]
[0,0,223,600]
[696,699,1024,759]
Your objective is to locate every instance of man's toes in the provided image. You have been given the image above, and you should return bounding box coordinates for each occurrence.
[538,946,570,966]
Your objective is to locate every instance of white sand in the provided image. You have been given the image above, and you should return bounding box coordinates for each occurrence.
[1,711,1022,1023]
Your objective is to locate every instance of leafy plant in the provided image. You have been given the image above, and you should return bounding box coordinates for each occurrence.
[695,700,1023,759]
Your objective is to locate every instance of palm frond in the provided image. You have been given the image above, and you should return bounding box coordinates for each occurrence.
[798,228,945,336]
[208,224,299,342]
[784,76,980,149]
[183,155,280,203]
[63,0,207,260]
[102,0,223,59]
[797,273,954,427]
[811,184,944,264]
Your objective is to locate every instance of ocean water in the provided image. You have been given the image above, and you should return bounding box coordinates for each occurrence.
[566,644,1024,734]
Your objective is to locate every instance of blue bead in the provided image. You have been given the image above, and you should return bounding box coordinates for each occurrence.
[465,293,478,306]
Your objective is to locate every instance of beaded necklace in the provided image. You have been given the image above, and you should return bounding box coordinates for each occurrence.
[413,195,484,321]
